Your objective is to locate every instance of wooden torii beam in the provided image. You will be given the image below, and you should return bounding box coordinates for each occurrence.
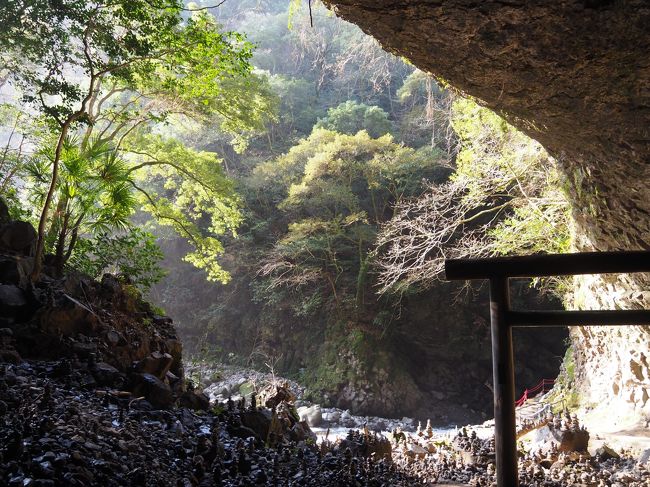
[444,250,650,487]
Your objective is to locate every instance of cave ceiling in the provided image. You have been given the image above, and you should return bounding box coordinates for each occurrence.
[322,0,650,178]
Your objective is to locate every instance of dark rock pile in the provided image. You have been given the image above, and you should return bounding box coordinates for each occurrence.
[0,360,427,486]
[0,202,194,410]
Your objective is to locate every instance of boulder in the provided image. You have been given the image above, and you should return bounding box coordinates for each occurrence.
[595,445,620,461]
[527,425,590,453]
[323,410,341,423]
[0,221,37,256]
[0,256,32,286]
[39,294,100,336]
[297,404,323,427]
[72,341,98,358]
[240,410,272,440]
[136,351,173,380]
[0,284,27,315]
[179,389,210,411]
[92,362,123,387]
[131,373,174,409]
[165,338,183,375]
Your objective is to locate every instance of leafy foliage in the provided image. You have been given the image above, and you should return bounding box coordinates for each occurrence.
[315,101,392,138]
[126,134,242,282]
[24,135,136,275]
[1,0,276,280]
[258,129,448,318]
[376,98,571,293]
[69,228,165,292]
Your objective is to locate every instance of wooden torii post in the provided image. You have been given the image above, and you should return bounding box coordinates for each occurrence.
[444,250,650,487]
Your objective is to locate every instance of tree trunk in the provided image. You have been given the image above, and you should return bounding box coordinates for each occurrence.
[31,123,72,281]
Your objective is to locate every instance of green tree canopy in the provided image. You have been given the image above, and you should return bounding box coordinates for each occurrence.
[258,128,448,316]
[377,98,570,293]
[315,101,393,139]
[1,0,276,281]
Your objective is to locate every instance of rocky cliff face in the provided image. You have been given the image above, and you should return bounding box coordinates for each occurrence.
[0,202,205,410]
[322,0,650,416]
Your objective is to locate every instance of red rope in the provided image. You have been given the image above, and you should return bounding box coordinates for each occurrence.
[515,378,555,407]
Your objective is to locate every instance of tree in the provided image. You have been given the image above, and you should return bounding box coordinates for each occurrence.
[315,101,392,138]
[69,228,165,293]
[396,70,457,153]
[25,135,135,276]
[376,98,571,293]
[258,128,448,318]
[126,134,243,282]
[1,0,258,280]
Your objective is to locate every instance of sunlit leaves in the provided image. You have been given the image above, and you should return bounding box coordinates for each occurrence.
[376,98,571,293]
[315,101,392,139]
[126,134,241,282]
[258,128,446,312]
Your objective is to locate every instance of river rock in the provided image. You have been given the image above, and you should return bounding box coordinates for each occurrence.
[595,444,620,461]
[323,409,341,423]
[298,404,323,427]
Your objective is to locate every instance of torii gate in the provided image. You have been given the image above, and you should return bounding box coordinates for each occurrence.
[445,250,650,487]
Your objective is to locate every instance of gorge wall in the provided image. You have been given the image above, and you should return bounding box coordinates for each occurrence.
[322,0,650,417]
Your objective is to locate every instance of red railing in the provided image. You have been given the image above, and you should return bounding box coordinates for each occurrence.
[515,378,555,407]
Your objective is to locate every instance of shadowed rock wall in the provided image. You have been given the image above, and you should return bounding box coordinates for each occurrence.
[322,0,650,416]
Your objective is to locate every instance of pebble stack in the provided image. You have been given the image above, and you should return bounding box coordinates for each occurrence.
[2,360,650,486]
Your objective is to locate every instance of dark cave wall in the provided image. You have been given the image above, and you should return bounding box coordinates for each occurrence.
[322,0,650,415]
